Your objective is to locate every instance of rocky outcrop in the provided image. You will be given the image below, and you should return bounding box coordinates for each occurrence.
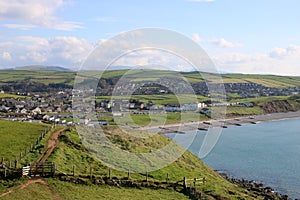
[260,100,298,113]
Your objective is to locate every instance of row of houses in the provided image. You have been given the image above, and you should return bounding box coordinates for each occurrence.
[0,90,73,115]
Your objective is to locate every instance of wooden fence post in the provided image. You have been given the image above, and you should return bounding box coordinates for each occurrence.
[4,168,7,178]
[146,171,148,182]
[166,173,169,183]
[183,176,187,190]
[52,163,56,177]
[19,152,22,160]
[1,157,4,165]
[14,157,18,169]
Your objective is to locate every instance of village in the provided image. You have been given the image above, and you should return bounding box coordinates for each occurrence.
[0,80,299,126]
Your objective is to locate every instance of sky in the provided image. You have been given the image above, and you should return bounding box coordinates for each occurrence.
[0,0,300,75]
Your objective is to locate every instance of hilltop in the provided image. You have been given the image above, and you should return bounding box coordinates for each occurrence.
[14,65,72,72]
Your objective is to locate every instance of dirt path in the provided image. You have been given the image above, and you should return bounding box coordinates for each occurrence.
[0,178,61,199]
[34,128,65,165]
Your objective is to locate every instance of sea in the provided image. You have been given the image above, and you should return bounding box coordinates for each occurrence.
[166,118,300,199]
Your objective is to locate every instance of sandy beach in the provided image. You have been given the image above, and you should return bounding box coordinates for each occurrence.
[136,111,300,134]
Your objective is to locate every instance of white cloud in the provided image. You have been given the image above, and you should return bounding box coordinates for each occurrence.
[0,36,94,68]
[3,24,37,30]
[2,51,12,61]
[269,45,300,59]
[192,33,202,43]
[0,0,81,30]
[212,45,300,75]
[209,38,242,48]
[111,49,193,71]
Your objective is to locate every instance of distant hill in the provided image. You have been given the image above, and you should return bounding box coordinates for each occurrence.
[14,65,72,72]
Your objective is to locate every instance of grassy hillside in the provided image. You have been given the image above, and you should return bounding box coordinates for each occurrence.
[0,120,49,161]
[42,127,264,199]
[0,70,76,86]
[0,121,283,199]
[1,69,300,88]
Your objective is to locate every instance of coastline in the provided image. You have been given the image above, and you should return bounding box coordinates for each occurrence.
[217,171,290,200]
[136,111,300,134]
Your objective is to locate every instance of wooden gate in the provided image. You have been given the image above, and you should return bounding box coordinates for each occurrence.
[27,162,56,177]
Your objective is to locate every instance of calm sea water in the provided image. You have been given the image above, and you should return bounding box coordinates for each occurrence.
[167,118,300,199]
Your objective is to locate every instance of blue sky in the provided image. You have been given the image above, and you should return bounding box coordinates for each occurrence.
[0,0,300,75]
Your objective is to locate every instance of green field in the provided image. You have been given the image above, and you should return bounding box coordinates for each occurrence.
[0,70,76,86]
[0,93,27,99]
[96,94,210,105]
[0,120,49,161]
[1,69,300,89]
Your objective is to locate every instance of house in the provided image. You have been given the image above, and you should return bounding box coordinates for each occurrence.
[20,108,27,114]
[31,107,42,115]
[197,103,207,109]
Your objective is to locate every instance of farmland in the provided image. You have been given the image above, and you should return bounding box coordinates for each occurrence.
[1,69,300,88]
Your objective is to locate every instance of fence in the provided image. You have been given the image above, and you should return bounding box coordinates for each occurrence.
[54,166,207,200]
[0,128,51,178]
[183,177,207,200]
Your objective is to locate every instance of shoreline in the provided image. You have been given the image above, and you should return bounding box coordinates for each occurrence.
[216,170,290,200]
[136,111,300,134]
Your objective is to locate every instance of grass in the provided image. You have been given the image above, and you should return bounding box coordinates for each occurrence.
[222,73,300,88]
[226,106,264,116]
[41,127,264,199]
[1,178,189,200]
[96,94,209,105]
[47,179,189,200]
[0,121,277,199]
[228,95,289,103]
[0,70,75,86]
[0,120,50,161]
[115,112,206,126]
[0,93,27,99]
[0,181,52,200]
